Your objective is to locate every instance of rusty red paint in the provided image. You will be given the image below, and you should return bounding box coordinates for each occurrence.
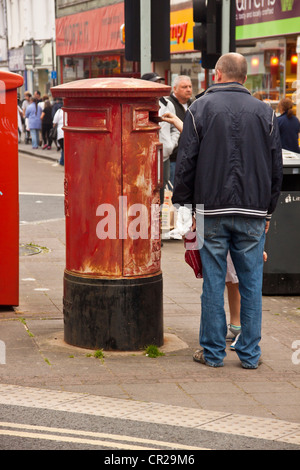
[52,78,170,280]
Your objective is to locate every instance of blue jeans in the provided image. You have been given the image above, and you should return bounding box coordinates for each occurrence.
[197,216,266,368]
[30,129,40,148]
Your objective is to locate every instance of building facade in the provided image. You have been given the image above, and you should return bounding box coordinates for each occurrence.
[1,0,299,118]
[55,0,139,84]
[169,0,300,117]
[54,0,300,117]
[0,0,56,97]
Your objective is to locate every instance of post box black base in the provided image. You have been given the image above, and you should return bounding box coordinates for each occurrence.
[63,271,163,351]
[263,273,300,296]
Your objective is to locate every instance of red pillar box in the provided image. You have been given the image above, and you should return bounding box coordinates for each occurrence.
[51,78,171,350]
[0,71,24,306]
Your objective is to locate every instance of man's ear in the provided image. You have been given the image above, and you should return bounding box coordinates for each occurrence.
[215,69,222,83]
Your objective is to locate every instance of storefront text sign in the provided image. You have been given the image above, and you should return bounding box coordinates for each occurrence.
[170,8,194,53]
[56,3,124,56]
[236,0,300,39]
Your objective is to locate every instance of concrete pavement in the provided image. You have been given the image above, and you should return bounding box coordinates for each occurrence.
[18,141,62,163]
[0,142,300,448]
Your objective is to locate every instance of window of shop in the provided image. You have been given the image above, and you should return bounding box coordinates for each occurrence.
[61,55,138,83]
[91,55,121,78]
[62,56,90,83]
[237,37,298,111]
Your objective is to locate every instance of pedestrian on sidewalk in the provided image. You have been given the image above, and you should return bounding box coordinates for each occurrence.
[172,52,283,369]
[34,90,42,103]
[277,97,300,154]
[41,100,53,150]
[162,112,242,338]
[53,107,64,165]
[21,91,32,144]
[167,76,193,187]
[52,98,63,118]
[162,110,268,350]
[38,94,49,112]
[25,97,42,149]
[51,98,63,151]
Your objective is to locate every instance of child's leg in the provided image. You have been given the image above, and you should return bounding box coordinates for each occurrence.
[226,281,241,327]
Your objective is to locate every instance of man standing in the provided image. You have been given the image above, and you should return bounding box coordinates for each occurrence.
[172,53,283,369]
[167,75,193,186]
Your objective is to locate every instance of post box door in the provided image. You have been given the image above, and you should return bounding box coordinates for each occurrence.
[64,99,123,277]
[121,102,162,277]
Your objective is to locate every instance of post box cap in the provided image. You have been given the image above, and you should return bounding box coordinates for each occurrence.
[51,77,171,99]
[0,70,24,91]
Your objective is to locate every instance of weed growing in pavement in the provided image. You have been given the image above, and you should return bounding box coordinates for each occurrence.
[144,345,165,358]
[86,349,105,363]
[94,349,105,360]
[19,317,34,337]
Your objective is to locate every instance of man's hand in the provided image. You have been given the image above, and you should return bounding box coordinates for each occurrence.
[191,216,196,232]
[265,221,270,233]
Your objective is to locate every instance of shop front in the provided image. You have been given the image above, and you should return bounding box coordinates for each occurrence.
[236,0,300,114]
[55,0,300,113]
[169,1,300,113]
[55,2,138,84]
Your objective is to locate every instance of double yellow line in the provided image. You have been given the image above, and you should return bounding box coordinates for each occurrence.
[0,421,209,450]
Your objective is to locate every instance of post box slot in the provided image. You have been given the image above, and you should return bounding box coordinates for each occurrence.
[149,111,162,123]
[132,108,160,131]
[63,107,111,132]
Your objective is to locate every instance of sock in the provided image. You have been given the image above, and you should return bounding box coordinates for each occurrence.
[229,324,241,335]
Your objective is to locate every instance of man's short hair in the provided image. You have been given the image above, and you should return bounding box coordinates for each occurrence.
[215,53,247,83]
[173,75,192,88]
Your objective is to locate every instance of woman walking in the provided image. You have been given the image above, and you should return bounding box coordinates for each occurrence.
[25,97,42,149]
[41,100,53,149]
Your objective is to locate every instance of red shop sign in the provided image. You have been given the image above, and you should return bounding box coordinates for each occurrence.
[56,2,125,56]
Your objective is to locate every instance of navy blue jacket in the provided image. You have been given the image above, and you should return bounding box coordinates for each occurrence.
[172,82,283,220]
[277,112,300,153]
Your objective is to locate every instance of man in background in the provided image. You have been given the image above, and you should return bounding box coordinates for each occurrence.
[167,75,193,187]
